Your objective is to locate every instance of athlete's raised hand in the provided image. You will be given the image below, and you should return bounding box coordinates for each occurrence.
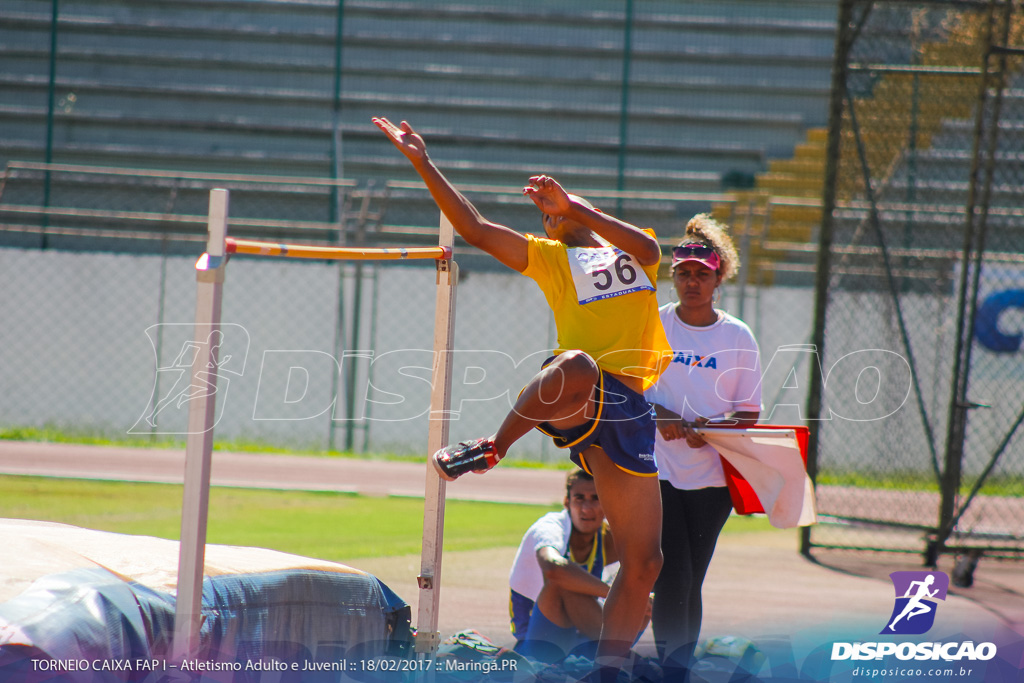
[523,175,573,216]
[373,117,428,164]
[370,116,530,273]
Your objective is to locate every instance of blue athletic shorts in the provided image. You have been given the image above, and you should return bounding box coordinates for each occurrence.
[535,357,658,477]
[515,605,592,664]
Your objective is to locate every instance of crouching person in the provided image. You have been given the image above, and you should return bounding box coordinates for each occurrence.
[509,470,651,665]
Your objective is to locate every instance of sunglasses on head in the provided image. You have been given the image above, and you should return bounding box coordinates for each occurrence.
[672,244,716,259]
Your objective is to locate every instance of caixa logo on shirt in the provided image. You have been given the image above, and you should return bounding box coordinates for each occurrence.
[670,352,716,368]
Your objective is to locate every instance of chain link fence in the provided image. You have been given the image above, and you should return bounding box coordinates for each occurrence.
[1,0,837,464]
[0,172,820,464]
[807,0,1024,573]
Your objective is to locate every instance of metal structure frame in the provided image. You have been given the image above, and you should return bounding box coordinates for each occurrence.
[805,0,1024,577]
[170,188,458,661]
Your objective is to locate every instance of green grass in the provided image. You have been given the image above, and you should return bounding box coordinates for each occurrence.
[817,470,1023,497]
[0,425,181,449]
[0,476,560,561]
[0,476,775,562]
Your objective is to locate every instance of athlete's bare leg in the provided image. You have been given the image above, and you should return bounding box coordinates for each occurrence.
[490,350,600,455]
[584,446,663,679]
[534,584,604,641]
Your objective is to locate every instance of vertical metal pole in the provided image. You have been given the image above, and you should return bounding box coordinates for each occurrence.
[937,0,1006,561]
[344,192,372,451]
[362,264,381,453]
[615,0,634,216]
[326,0,347,452]
[734,198,755,319]
[329,0,346,226]
[329,237,347,453]
[42,0,59,244]
[172,189,229,661]
[344,274,364,452]
[150,254,168,443]
[416,214,458,657]
[902,71,920,280]
[802,0,854,557]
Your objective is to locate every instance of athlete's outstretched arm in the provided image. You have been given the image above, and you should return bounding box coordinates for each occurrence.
[524,175,661,266]
[373,117,528,272]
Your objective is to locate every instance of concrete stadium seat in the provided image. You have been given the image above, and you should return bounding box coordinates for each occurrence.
[0,0,841,255]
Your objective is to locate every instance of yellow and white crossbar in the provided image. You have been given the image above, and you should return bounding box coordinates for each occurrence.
[225,237,452,261]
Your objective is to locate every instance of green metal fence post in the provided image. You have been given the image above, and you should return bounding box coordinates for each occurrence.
[329,0,346,228]
[936,0,1010,564]
[42,0,60,245]
[802,0,855,558]
[615,0,634,216]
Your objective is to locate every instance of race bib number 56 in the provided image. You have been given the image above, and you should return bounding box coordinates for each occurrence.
[567,246,654,304]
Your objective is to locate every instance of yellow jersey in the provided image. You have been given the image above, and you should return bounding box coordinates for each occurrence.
[521,230,671,390]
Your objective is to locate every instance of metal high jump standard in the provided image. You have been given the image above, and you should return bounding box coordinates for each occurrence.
[170,188,458,662]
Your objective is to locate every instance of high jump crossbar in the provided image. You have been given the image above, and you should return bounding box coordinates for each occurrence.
[172,188,458,662]
[225,237,452,261]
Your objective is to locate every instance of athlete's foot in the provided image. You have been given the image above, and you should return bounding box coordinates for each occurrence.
[431,438,501,481]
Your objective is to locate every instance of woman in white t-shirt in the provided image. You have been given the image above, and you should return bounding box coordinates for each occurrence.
[644,214,763,678]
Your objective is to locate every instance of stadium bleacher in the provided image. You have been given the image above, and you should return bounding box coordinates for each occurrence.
[1,0,840,256]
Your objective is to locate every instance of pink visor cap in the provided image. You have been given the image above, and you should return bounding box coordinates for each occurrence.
[671,243,721,271]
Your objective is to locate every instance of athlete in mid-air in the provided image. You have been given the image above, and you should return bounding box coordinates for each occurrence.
[374,116,671,679]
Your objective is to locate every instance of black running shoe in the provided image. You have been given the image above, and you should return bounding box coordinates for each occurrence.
[432,438,500,481]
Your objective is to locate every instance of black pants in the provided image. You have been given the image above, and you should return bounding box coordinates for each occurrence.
[652,481,734,676]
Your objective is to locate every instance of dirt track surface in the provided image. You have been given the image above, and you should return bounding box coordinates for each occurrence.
[2,440,1022,659]
[0,440,567,505]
